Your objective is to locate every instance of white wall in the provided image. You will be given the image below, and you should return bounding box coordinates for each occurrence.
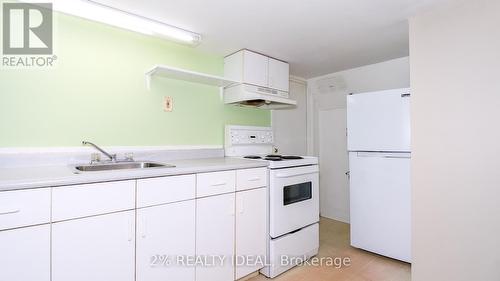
[308,57,410,222]
[410,1,500,280]
[272,77,308,155]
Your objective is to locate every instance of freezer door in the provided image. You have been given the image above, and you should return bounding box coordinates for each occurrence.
[349,152,411,262]
[347,88,410,152]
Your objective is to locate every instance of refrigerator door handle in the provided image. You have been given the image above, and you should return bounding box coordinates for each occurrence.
[355,152,411,159]
[383,155,411,159]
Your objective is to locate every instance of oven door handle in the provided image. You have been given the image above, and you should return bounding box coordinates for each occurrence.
[275,172,315,178]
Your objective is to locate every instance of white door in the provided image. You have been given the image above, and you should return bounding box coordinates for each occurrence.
[0,225,50,281]
[268,58,289,92]
[243,51,268,87]
[196,193,235,281]
[136,200,195,281]
[52,211,136,281]
[347,88,411,152]
[235,188,267,279]
[349,152,411,262]
[319,108,350,222]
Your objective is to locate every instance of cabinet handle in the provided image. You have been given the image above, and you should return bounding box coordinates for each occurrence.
[128,217,134,242]
[229,197,235,217]
[238,197,244,214]
[248,177,260,182]
[0,209,20,215]
[211,182,227,187]
[276,172,313,178]
[141,218,147,239]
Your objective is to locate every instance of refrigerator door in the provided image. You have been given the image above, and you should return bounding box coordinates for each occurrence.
[347,88,410,152]
[349,152,411,262]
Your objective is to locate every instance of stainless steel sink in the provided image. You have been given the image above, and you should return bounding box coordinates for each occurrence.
[73,161,175,172]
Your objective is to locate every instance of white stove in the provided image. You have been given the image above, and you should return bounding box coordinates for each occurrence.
[225,125,319,278]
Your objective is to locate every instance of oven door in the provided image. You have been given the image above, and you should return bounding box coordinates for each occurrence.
[269,165,319,238]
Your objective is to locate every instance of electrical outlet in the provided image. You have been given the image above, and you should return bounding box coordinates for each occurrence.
[164,96,173,112]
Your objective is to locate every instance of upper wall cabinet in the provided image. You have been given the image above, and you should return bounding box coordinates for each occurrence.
[268,58,290,92]
[224,50,290,92]
[242,51,269,87]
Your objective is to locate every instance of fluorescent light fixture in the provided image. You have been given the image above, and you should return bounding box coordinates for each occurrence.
[49,0,202,45]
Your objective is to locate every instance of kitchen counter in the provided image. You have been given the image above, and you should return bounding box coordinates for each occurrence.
[0,157,268,192]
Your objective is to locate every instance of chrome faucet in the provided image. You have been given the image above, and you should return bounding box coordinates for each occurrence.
[82,141,116,162]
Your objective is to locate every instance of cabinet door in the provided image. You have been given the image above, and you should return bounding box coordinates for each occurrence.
[0,225,50,281]
[52,211,135,281]
[196,193,235,281]
[235,188,267,279]
[137,200,195,281]
[268,58,289,92]
[243,51,268,87]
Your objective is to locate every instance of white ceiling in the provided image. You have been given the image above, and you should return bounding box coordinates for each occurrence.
[94,0,448,78]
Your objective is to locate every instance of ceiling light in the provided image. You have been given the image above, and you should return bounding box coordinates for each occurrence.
[51,0,202,45]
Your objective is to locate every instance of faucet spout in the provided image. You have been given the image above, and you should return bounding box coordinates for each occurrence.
[82,141,116,162]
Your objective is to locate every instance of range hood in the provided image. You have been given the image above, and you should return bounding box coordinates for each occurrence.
[223,84,297,109]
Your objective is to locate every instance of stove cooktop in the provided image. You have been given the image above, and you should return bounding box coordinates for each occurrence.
[238,154,318,169]
[243,155,304,161]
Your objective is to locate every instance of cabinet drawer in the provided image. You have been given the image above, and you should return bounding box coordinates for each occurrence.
[137,175,195,208]
[0,188,51,230]
[236,168,268,191]
[196,170,236,197]
[52,180,135,221]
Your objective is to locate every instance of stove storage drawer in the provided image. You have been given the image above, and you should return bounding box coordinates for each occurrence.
[265,223,319,278]
[236,167,268,191]
[196,170,236,197]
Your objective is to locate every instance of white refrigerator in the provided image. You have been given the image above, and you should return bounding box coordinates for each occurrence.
[347,88,411,263]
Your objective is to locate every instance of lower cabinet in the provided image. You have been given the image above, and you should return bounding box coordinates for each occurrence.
[235,188,267,279]
[196,193,236,281]
[52,211,136,281]
[0,224,51,281]
[136,200,196,281]
[1,168,268,281]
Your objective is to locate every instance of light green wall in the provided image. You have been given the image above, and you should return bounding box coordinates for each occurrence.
[0,13,270,147]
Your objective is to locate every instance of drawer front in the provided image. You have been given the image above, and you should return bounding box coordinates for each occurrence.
[236,168,268,191]
[196,170,236,197]
[52,180,135,221]
[0,188,51,231]
[137,175,196,208]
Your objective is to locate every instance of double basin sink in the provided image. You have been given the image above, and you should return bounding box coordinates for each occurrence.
[74,161,175,173]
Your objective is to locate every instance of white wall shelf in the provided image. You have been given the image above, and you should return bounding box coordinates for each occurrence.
[145,65,239,90]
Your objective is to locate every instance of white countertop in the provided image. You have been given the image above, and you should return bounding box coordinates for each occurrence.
[0,157,268,192]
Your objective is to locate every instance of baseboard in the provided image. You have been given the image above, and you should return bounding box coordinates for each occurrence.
[237,271,260,281]
[321,213,350,224]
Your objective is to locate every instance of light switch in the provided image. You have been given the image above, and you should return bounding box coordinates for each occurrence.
[164,96,173,112]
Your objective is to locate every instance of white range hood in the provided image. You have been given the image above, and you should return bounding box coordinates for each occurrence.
[223,84,297,109]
